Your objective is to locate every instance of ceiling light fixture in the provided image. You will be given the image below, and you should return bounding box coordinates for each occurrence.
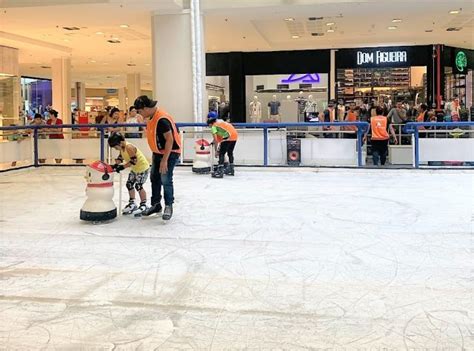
[327,29,334,33]
[63,39,70,42]
[449,10,460,14]
[119,24,129,28]
[425,29,433,33]
[90,60,96,63]
[285,18,295,21]
[292,35,300,39]
[392,19,402,23]
[388,26,397,30]
[95,31,104,35]
[326,22,335,26]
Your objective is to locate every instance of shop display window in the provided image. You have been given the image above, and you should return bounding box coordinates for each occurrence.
[206,76,230,120]
[245,74,328,123]
[20,77,52,122]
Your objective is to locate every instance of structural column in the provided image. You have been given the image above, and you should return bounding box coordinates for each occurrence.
[151,7,206,123]
[118,88,127,112]
[51,57,71,123]
[330,49,337,101]
[127,73,141,106]
[75,82,86,111]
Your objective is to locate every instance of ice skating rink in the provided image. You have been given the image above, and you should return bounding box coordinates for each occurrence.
[0,167,472,349]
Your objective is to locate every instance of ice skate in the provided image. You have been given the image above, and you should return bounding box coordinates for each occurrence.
[122,201,137,215]
[132,202,147,217]
[162,205,173,221]
[136,203,162,218]
[224,164,235,176]
[211,165,224,178]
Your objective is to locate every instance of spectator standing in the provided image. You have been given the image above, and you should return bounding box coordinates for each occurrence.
[125,106,144,138]
[46,109,64,164]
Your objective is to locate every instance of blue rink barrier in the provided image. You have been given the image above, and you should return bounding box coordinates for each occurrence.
[405,122,474,168]
[0,121,370,168]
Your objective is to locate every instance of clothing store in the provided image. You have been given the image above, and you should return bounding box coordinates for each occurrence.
[206,50,330,123]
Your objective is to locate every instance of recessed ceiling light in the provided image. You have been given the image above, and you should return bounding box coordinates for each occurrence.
[388,26,397,30]
[119,24,129,28]
[63,39,70,42]
[425,29,433,33]
[95,31,104,35]
[326,22,335,26]
[90,60,96,63]
[392,19,402,23]
[292,35,300,39]
[449,10,460,14]
[327,29,334,33]
[145,63,151,66]
[285,18,295,21]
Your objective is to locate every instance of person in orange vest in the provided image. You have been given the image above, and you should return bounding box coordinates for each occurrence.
[364,106,398,166]
[133,95,181,220]
[343,102,358,138]
[207,112,238,178]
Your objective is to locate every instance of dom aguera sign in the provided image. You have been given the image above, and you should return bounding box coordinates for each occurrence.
[357,50,408,65]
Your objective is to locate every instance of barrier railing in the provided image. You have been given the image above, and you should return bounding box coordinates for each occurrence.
[405,122,474,168]
[0,122,370,170]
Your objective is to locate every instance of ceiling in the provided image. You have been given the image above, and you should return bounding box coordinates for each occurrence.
[0,0,472,89]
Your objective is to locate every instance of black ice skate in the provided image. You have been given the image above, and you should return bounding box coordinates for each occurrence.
[211,165,224,178]
[162,205,173,221]
[137,203,162,217]
[224,164,235,176]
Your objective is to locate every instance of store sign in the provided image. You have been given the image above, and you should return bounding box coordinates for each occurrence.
[455,51,468,73]
[357,50,407,66]
[281,73,320,84]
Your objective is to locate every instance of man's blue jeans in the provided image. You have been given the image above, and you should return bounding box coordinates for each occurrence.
[150,153,179,206]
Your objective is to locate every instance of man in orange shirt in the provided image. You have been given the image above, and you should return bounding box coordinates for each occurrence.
[134,95,181,220]
[207,113,238,178]
[364,106,398,166]
[343,102,358,138]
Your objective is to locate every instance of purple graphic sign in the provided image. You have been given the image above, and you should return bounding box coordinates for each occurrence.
[281,74,320,84]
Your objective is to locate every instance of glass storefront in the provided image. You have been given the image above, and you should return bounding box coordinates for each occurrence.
[20,77,52,122]
[245,74,328,123]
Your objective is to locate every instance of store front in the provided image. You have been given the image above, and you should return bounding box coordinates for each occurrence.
[207,50,330,123]
[442,46,473,120]
[336,46,433,109]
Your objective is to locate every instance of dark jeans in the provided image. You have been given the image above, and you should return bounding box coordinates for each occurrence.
[219,140,237,165]
[150,153,179,206]
[371,139,389,166]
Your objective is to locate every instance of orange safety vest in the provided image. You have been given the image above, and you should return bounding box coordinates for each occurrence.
[345,111,358,131]
[370,115,389,141]
[146,108,181,155]
[214,120,238,142]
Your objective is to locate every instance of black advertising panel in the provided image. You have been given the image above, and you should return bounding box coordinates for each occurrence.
[452,48,474,74]
[336,46,432,68]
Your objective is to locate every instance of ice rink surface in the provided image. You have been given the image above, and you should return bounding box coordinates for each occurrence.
[0,166,472,350]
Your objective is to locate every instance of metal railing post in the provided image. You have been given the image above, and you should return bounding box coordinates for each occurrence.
[263,127,268,166]
[100,128,105,162]
[357,127,363,167]
[33,128,39,167]
[414,128,420,169]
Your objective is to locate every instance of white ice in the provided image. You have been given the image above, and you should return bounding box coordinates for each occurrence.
[0,167,472,349]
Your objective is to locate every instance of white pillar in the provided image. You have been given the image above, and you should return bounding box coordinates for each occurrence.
[75,82,86,111]
[330,49,336,101]
[127,73,141,106]
[152,10,206,123]
[118,87,127,112]
[51,57,71,123]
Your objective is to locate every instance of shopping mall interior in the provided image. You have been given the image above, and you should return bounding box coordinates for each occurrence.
[0,0,473,349]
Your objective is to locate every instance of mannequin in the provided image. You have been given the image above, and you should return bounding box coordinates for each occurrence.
[304,95,318,122]
[294,91,307,122]
[267,94,281,122]
[249,96,262,123]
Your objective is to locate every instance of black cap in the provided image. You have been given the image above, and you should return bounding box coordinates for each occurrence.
[134,95,157,110]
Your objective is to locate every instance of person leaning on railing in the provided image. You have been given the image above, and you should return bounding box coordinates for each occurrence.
[28,114,46,163]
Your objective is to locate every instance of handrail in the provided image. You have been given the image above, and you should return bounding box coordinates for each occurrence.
[1,121,370,168]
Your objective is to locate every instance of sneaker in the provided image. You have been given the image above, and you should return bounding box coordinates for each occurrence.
[141,203,162,217]
[162,205,173,221]
[122,202,137,215]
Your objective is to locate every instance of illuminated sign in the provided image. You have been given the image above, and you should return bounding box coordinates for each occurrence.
[281,74,320,84]
[357,51,407,65]
[455,51,467,73]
